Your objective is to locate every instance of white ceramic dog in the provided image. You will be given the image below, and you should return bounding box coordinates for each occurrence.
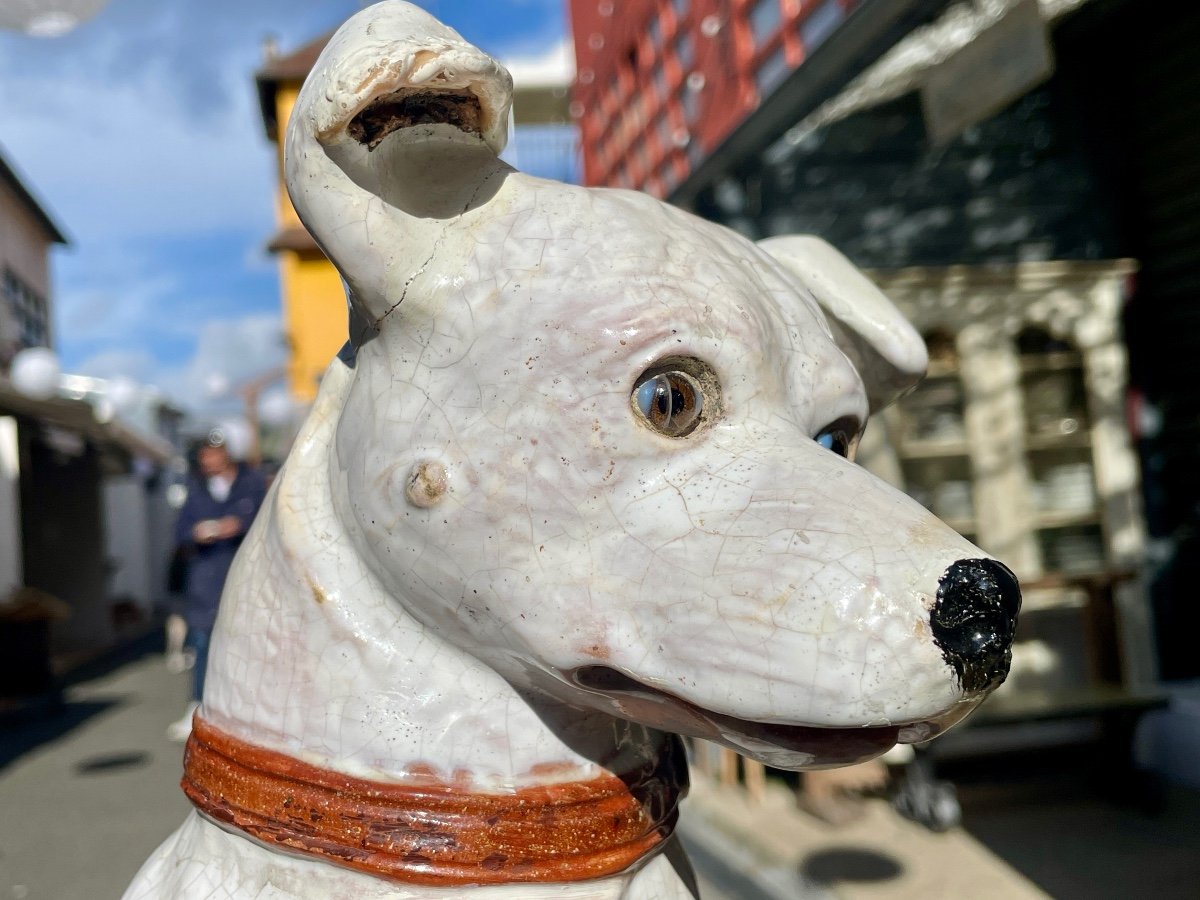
[126,3,1019,898]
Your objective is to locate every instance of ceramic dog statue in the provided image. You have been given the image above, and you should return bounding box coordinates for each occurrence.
[126,3,1019,897]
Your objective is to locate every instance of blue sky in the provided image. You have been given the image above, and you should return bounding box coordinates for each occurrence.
[0,0,568,419]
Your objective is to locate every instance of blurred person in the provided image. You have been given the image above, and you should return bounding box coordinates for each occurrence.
[166,429,267,741]
[163,542,193,673]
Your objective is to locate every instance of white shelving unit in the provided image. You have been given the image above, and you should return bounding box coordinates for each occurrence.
[859,260,1158,719]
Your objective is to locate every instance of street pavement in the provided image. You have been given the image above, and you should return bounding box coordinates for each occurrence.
[0,640,193,900]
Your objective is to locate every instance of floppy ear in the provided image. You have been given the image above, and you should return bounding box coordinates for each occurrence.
[284,1,514,328]
[758,235,927,411]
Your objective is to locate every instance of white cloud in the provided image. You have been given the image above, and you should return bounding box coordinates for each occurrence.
[170,312,286,393]
[161,314,288,413]
[75,347,160,384]
[503,37,575,87]
[1,0,567,425]
[2,53,276,243]
[77,311,287,418]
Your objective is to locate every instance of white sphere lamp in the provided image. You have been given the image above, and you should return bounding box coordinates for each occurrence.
[10,346,62,401]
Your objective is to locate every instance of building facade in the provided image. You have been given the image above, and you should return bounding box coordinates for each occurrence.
[254,37,345,405]
[0,150,178,683]
[0,148,68,615]
[0,152,63,366]
[568,0,961,198]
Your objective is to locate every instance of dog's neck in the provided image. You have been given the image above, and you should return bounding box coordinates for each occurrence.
[202,357,674,792]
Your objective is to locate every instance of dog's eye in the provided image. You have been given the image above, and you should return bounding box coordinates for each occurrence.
[814,420,860,459]
[633,369,704,437]
[816,430,849,456]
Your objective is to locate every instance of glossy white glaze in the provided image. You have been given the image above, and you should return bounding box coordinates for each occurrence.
[127,3,1009,897]
[127,811,693,899]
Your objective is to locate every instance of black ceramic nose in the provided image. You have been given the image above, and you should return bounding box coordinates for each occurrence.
[930,558,1021,694]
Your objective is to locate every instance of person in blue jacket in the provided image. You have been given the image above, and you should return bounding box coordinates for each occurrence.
[166,428,267,741]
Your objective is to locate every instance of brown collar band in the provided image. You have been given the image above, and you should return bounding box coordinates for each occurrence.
[182,716,686,887]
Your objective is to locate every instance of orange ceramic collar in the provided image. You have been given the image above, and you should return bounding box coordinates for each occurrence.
[182,715,684,886]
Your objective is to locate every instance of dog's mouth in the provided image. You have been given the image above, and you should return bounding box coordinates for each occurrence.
[348,89,484,150]
[570,665,977,771]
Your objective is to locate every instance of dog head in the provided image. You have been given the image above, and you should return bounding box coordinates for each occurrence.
[287,1,1020,770]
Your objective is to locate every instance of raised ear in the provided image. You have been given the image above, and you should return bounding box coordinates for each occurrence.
[758,235,927,411]
[284,1,514,329]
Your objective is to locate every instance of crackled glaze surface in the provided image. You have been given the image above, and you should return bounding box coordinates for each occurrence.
[126,3,1017,898]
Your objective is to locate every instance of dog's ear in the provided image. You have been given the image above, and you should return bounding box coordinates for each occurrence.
[758,235,927,411]
[284,1,514,330]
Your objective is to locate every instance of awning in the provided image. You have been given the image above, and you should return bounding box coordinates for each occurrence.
[668,0,952,208]
[0,384,173,465]
[266,225,321,255]
[765,0,1092,162]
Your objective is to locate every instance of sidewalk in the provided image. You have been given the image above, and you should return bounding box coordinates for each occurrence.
[680,772,1046,900]
[0,641,193,900]
[679,737,1200,900]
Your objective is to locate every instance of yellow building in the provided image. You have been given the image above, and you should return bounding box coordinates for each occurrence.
[255,35,344,404]
[255,34,575,403]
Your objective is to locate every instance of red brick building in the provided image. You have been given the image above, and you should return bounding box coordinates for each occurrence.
[568,0,913,198]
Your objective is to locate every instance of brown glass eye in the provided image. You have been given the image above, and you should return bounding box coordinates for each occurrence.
[633,369,704,437]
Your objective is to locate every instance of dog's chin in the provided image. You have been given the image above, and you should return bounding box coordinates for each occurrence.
[569,665,979,771]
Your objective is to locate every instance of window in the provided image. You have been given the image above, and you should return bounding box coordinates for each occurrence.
[508,125,580,184]
[653,65,668,100]
[755,45,790,96]
[648,15,662,48]
[682,86,700,123]
[675,33,695,69]
[2,267,49,350]
[607,73,621,105]
[656,114,673,147]
[660,162,680,194]
[800,0,847,52]
[749,0,782,48]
